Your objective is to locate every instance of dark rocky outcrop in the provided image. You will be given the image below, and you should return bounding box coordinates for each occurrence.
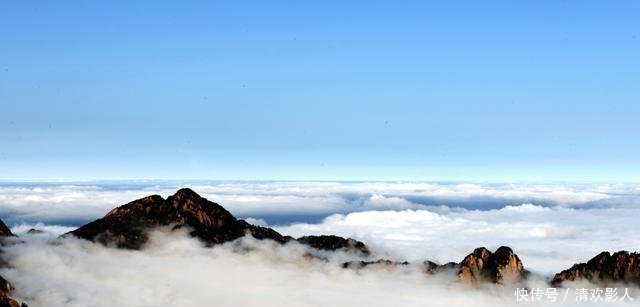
[297,235,370,256]
[552,251,640,286]
[69,188,291,249]
[0,221,13,238]
[342,259,459,275]
[0,220,26,307]
[457,246,526,285]
[342,259,409,269]
[0,276,26,307]
[68,188,367,255]
[424,261,459,274]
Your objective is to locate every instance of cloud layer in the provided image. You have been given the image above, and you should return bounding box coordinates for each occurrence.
[1,181,638,225]
[275,204,640,275]
[1,181,638,306]
[2,231,636,307]
[2,182,639,274]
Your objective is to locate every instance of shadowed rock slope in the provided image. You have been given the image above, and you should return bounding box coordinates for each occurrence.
[0,276,26,307]
[69,188,367,254]
[297,235,370,256]
[0,222,27,307]
[552,251,640,286]
[0,221,12,238]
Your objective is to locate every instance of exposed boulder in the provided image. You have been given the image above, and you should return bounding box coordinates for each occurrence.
[297,235,370,256]
[458,246,526,285]
[552,251,640,286]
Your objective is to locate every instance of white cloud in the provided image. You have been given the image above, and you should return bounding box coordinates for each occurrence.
[0,181,637,225]
[275,204,640,275]
[0,184,163,224]
[363,194,423,210]
[10,223,76,235]
[1,231,636,307]
[1,181,639,304]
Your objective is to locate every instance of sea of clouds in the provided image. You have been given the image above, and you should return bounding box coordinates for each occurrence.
[0,181,639,306]
[2,231,637,307]
[1,181,638,224]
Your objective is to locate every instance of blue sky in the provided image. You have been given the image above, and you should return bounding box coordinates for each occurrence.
[1,1,639,181]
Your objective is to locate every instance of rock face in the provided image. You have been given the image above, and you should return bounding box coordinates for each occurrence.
[0,220,26,307]
[458,246,525,285]
[552,251,640,286]
[0,276,26,307]
[424,261,459,274]
[297,235,370,256]
[0,220,13,237]
[69,188,291,249]
[69,188,367,255]
[342,259,409,269]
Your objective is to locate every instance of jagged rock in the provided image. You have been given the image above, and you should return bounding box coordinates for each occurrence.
[0,275,26,307]
[0,219,27,307]
[342,259,458,273]
[0,221,13,237]
[552,251,640,286]
[342,259,409,269]
[69,188,291,248]
[0,292,25,307]
[25,229,43,234]
[297,235,370,256]
[457,246,526,285]
[424,261,458,274]
[69,188,367,255]
[0,277,10,294]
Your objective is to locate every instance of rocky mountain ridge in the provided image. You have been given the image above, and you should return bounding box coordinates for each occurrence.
[68,188,369,255]
[552,251,640,286]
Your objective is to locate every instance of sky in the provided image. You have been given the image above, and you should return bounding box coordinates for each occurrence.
[1,1,639,181]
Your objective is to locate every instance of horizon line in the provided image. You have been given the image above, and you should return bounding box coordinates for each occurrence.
[0,177,638,185]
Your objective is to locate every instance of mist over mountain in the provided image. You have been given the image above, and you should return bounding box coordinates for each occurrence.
[0,185,638,306]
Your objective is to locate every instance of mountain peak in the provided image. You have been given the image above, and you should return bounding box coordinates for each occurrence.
[0,219,13,237]
[172,188,201,200]
[71,189,244,248]
[458,246,525,285]
[552,250,640,286]
[68,189,367,255]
